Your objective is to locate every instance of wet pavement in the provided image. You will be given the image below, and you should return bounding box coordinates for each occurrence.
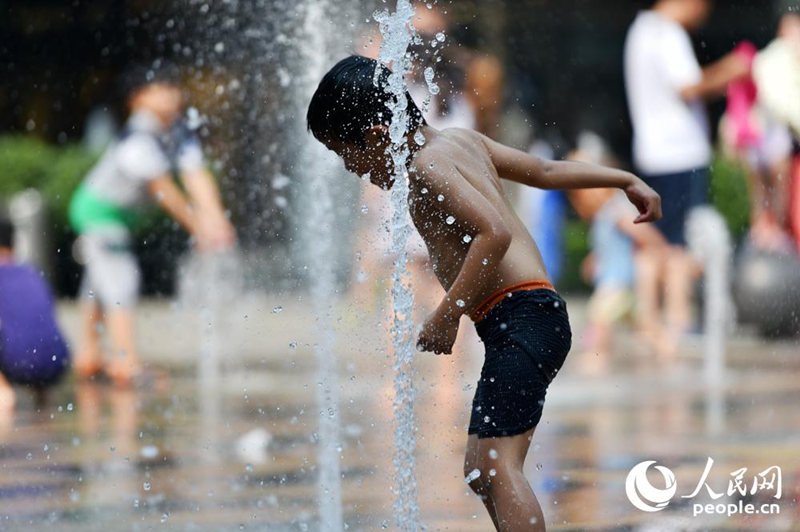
[0,296,798,531]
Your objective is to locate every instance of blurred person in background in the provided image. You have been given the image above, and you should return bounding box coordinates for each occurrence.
[753,7,800,250]
[721,40,794,251]
[0,215,70,411]
[567,133,669,372]
[624,0,749,340]
[68,67,235,386]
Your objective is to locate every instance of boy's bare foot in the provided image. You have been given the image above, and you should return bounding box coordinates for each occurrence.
[106,357,144,387]
[74,352,105,379]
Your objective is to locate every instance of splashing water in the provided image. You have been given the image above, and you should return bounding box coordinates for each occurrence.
[374,1,421,529]
[296,0,356,529]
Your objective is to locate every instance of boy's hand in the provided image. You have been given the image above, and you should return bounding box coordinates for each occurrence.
[417,308,460,355]
[623,177,662,224]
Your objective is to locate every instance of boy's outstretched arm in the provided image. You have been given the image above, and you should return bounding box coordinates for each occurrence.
[481,135,662,223]
[415,157,512,355]
[147,175,206,248]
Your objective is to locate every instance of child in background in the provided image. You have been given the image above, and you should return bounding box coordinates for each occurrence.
[567,134,669,372]
[69,68,235,385]
[0,216,70,411]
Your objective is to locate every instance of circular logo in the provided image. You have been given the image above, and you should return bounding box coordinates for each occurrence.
[625,460,677,512]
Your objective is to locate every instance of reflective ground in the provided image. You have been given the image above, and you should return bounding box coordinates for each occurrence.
[0,297,798,531]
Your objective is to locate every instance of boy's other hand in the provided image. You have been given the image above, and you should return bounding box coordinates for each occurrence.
[624,178,662,224]
[417,310,460,355]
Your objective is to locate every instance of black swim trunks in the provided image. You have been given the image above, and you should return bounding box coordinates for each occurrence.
[468,288,572,439]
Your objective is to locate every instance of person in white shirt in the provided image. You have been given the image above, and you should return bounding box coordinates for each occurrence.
[624,0,747,341]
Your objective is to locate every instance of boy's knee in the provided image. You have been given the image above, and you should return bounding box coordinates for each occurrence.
[464,459,517,496]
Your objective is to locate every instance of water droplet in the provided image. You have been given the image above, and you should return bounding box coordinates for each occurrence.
[445,216,455,225]
[66,403,73,412]
[25,453,32,461]
[140,445,159,459]
[143,481,151,491]
[536,463,543,471]
[456,299,465,308]
[435,31,446,42]
[414,130,426,146]
[360,204,369,214]
[289,341,297,349]
[489,448,498,459]
[421,187,428,194]
[489,468,497,477]
[481,258,489,265]
[437,194,444,202]
[483,415,491,423]
[462,235,472,243]
[272,306,283,314]
[464,468,481,483]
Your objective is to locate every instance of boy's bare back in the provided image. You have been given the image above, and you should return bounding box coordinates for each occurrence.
[408,127,548,314]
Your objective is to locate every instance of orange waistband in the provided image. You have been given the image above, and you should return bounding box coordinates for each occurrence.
[469,280,555,322]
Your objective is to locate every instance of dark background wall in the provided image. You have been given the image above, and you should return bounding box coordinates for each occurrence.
[0,0,787,157]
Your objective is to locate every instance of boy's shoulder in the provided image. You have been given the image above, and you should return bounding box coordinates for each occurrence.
[412,128,486,171]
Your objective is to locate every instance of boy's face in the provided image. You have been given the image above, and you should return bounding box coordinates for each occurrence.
[322,131,395,190]
[131,83,184,127]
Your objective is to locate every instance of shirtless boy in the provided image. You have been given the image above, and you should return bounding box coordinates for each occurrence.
[307,55,661,531]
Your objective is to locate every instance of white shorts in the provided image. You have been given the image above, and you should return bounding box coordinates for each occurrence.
[78,227,140,309]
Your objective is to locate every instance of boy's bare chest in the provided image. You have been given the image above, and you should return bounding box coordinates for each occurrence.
[408,196,471,280]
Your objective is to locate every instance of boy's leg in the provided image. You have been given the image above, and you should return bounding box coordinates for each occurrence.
[105,309,143,385]
[465,427,545,531]
[74,299,105,378]
[87,230,142,386]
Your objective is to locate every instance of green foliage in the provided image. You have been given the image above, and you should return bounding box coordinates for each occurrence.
[561,218,592,294]
[709,154,751,241]
[0,135,97,227]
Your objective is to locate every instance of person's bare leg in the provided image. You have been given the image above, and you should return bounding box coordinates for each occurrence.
[0,372,17,412]
[634,249,665,353]
[74,300,105,378]
[105,308,142,386]
[465,428,545,531]
[664,247,694,336]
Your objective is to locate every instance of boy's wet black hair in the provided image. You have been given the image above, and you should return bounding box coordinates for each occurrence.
[306,55,426,148]
[121,61,182,101]
[0,214,13,249]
